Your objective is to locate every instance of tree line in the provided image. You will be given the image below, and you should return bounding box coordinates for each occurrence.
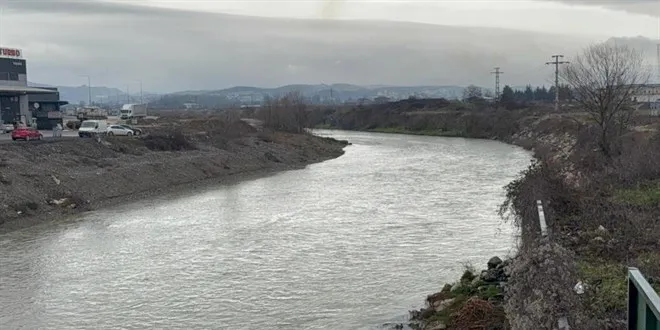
[463,84,572,107]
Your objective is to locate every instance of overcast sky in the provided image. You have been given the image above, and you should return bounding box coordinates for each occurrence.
[0,0,658,92]
[137,0,660,37]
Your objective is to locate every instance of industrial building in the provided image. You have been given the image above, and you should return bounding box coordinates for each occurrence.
[0,46,67,128]
[28,88,69,129]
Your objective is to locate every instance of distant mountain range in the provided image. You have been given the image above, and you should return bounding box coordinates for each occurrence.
[28,82,158,105]
[29,82,469,106]
[170,84,466,104]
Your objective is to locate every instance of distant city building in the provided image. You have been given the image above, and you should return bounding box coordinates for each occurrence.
[183,102,201,109]
[632,84,660,103]
[631,84,660,116]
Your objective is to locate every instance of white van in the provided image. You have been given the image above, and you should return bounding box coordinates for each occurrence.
[78,120,108,138]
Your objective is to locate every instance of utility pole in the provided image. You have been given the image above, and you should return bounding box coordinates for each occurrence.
[138,80,143,104]
[491,67,503,99]
[656,43,660,83]
[0,6,4,47]
[546,55,570,111]
[126,85,130,104]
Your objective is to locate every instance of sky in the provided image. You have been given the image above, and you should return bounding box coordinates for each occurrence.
[0,0,658,92]
[136,0,660,38]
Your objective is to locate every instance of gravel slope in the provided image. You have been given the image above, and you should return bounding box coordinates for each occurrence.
[0,121,348,231]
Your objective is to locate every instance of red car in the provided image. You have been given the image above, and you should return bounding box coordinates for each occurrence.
[11,127,43,141]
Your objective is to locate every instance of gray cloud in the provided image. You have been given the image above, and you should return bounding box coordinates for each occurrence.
[1,0,653,92]
[550,0,660,16]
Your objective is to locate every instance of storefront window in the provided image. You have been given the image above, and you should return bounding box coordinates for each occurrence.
[0,72,19,81]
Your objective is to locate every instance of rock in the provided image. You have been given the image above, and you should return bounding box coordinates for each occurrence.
[591,236,605,244]
[597,225,608,234]
[440,284,452,293]
[264,152,281,163]
[487,256,503,269]
[471,276,481,286]
[427,292,446,308]
[450,283,462,293]
[481,268,504,283]
[434,298,455,313]
[51,175,61,185]
[48,198,68,206]
[419,307,435,319]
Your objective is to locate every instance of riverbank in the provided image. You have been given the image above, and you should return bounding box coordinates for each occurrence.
[0,116,348,232]
[310,100,660,329]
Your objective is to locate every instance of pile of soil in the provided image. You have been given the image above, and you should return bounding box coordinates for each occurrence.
[0,118,348,231]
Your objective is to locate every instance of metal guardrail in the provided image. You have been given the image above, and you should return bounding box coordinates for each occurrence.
[628,267,660,330]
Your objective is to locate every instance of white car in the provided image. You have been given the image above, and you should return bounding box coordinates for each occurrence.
[106,125,135,136]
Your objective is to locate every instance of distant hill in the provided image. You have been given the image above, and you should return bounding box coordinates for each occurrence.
[161,83,466,108]
[28,82,159,105]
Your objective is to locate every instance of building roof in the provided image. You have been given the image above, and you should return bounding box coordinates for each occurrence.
[0,85,58,94]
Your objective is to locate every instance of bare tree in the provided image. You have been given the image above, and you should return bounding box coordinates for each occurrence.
[462,85,484,101]
[258,91,308,133]
[561,43,649,157]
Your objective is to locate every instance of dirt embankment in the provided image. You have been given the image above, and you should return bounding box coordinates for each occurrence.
[0,117,348,231]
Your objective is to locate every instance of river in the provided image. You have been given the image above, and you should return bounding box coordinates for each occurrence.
[0,130,531,330]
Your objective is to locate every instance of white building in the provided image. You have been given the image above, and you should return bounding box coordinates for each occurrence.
[632,84,660,103]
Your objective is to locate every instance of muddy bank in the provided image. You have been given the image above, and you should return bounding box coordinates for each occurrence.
[0,118,348,232]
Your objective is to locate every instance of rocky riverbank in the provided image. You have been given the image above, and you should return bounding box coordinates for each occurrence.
[0,116,349,232]
[409,257,510,330]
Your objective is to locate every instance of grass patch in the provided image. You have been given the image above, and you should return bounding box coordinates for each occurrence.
[368,126,465,137]
[636,252,660,293]
[578,260,627,315]
[612,180,660,206]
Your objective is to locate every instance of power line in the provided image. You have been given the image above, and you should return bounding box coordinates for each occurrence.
[491,67,503,99]
[545,55,570,111]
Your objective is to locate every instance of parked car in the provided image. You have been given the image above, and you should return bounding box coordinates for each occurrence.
[2,123,13,134]
[118,124,142,136]
[79,120,108,138]
[11,127,43,141]
[107,125,134,136]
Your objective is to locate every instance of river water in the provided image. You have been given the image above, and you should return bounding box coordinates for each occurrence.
[0,130,531,330]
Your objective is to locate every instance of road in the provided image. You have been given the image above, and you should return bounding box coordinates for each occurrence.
[0,117,252,144]
[0,130,79,143]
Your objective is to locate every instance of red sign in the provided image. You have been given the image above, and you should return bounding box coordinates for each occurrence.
[0,47,22,58]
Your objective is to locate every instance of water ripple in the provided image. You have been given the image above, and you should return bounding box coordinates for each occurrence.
[0,130,531,330]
